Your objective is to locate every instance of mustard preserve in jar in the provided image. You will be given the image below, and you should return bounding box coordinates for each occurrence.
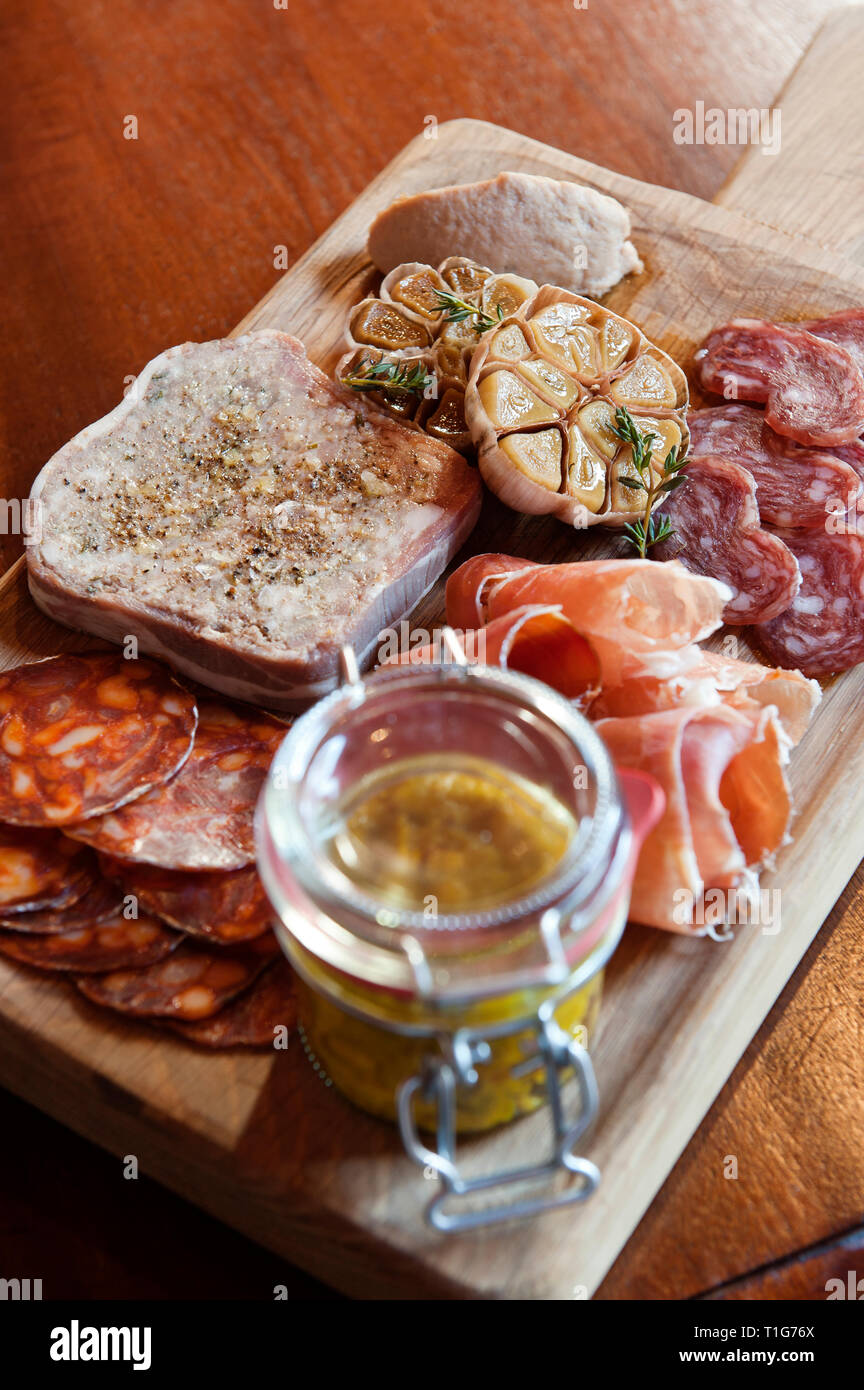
[256,656,661,1227]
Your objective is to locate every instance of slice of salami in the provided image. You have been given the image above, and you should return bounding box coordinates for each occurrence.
[802,309,864,377]
[75,936,277,1020]
[165,960,296,1048]
[0,911,180,972]
[0,873,123,934]
[99,855,274,943]
[0,824,97,913]
[0,653,197,827]
[752,531,864,676]
[66,699,287,871]
[695,319,864,447]
[654,455,800,624]
[687,405,861,529]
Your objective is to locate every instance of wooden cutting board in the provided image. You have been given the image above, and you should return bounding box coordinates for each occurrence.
[3,110,864,1299]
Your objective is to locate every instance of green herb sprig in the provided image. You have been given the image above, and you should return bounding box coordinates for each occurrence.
[612,405,689,559]
[432,288,504,334]
[340,356,433,398]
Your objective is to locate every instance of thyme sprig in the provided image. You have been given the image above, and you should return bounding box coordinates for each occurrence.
[432,288,504,334]
[341,355,433,398]
[611,405,689,560]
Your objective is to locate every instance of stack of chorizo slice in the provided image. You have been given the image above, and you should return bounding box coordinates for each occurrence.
[656,311,864,675]
[0,653,295,1048]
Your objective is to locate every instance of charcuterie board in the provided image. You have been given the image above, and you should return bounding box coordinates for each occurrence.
[3,111,864,1301]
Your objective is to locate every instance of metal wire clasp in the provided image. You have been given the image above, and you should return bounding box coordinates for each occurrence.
[396,1012,601,1232]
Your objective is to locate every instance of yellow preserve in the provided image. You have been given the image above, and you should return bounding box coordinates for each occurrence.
[292,752,613,1132]
[322,753,577,914]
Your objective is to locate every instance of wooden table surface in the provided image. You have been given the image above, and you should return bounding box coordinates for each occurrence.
[3,0,863,1300]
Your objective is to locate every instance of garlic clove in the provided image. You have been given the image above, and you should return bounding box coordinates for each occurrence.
[488,323,531,361]
[576,398,620,460]
[477,369,560,430]
[499,429,563,492]
[565,428,607,512]
[419,388,471,448]
[598,317,636,371]
[350,300,430,351]
[432,339,469,386]
[387,265,448,321]
[518,357,581,410]
[439,256,492,298]
[482,273,538,319]
[608,352,678,409]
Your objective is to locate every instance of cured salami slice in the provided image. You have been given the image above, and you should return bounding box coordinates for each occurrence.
[75,937,278,1020]
[0,653,197,827]
[803,309,864,377]
[0,911,180,972]
[696,319,864,447]
[99,855,274,943]
[653,455,800,624]
[687,405,861,529]
[166,960,296,1047]
[66,699,287,871]
[0,824,96,912]
[752,531,864,676]
[0,873,122,934]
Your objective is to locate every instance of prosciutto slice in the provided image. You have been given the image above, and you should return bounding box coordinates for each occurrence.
[383,605,601,707]
[596,706,791,932]
[448,556,729,686]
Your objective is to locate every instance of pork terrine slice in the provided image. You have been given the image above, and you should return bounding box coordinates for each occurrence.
[27,331,482,708]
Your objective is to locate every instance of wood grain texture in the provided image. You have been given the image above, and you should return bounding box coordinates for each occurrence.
[3,119,864,1300]
[599,9,864,1299]
[715,7,864,260]
[0,0,847,579]
[700,1226,864,1301]
[4,0,864,1303]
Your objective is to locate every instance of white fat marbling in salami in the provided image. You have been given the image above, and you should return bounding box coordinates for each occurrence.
[67,699,286,871]
[696,319,864,447]
[0,873,121,934]
[803,308,864,377]
[0,825,96,912]
[99,855,273,942]
[0,911,180,972]
[75,935,279,1020]
[0,654,197,827]
[653,455,800,624]
[166,959,295,1047]
[752,531,864,676]
[687,405,861,529]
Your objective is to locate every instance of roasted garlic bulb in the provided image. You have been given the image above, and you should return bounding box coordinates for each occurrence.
[338,258,538,453]
[465,287,689,526]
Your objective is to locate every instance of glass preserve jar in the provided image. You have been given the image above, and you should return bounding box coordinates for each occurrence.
[256,653,662,1229]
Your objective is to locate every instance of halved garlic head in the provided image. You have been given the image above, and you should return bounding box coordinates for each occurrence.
[464,284,689,528]
[341,258,539,453]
